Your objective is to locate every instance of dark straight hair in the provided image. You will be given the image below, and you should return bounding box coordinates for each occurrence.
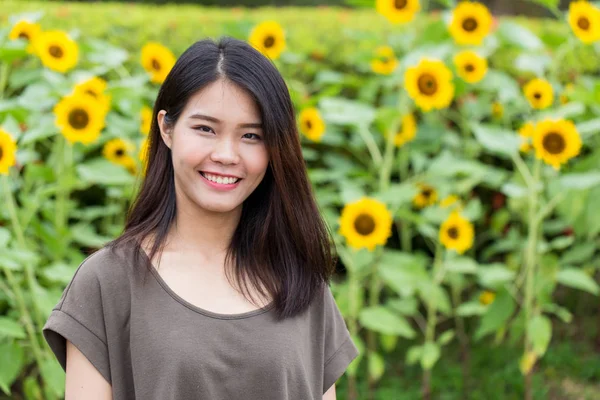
[107,37,337,320]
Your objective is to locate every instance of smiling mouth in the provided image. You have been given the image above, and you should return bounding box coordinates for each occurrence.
[199,171,242,185]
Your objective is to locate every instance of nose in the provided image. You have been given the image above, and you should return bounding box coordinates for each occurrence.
[209,136,240,165]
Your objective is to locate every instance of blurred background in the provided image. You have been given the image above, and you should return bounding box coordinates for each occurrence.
[1,0,600,399]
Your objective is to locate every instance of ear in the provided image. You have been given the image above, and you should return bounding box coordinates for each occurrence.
[157,110,173,149]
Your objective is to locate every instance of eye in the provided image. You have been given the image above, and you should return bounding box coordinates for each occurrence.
[193,125,214,133]
[243,133,262,140]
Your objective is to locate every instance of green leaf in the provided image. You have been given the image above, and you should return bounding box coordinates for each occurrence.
[558,172,600,190]
[444,257,478,274]
[39,359,65,398]
[378,251,429,296]
[456,302,487,317]
[561,243,596,265]
[437,330,455,346]
[475,289,516,340]
[380,334,399,353]
[420,342,441,370]
[471,123,520,158]
[576,118,600,139]
[528,315,552,356]
[387,297,418,316]
[0,227,10,248]
[0,317,25,339]
[418,281,452,315]
[528,0,559,9]
[477,264,516,288]
[497,21,543,50]
[368,352,385,382]
[359,306,416,338]
[556,268,600,295]
[406,345,422,365]
[0,341,24,395]
[0,40,28,63]
[76,159,135,186]
[319,97,376,126]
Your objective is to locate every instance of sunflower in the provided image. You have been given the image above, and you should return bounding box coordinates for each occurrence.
[439,211,474,254]
[73,77,111,114]
[34,30,79,73]
[568,1,600,44]
[453,50,488,83]
[391,114,417,147]
[523,78,554,110]
[413,183,438,208]
[375,0,421,25]
[298,107,325,142]
[54,93,106,145]
[8,20,41,54]
[338,197,393,251]
[440,194,460,208]
[103,138,134,167]
[121,156,138,176]
[492,102,504,119]
[479,290,495,305]
[449,1,493,46]
[518,121,535,153]
[141,42,176,84]
[370,46,399,75]
[0,129,17,176]
[139,137,150,174]
[532,118,582,170]
[405,59,455,112]
[248,21,286,61]
[141,106,153,136]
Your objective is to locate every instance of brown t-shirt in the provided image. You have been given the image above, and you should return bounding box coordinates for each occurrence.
[42,244,359,399]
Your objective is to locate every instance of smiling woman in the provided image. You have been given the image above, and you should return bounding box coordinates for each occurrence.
[42,37,358,400]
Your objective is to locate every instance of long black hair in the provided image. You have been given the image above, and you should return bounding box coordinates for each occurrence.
[108,37,337,320]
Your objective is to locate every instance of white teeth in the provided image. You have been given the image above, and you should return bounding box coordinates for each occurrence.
[202,172,239,185]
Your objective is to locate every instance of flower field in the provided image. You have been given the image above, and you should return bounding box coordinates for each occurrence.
[1,0,600,399]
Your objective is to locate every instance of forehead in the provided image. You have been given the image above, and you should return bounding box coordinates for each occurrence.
[182,79,260,122]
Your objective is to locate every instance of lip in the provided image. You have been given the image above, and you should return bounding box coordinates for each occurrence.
[199,171,242,191]
[200,171,242,179]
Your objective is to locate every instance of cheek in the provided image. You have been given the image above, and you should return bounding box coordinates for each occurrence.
[245,147,269,175]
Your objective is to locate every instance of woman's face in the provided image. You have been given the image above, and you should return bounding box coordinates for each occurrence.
[157,79,269,215]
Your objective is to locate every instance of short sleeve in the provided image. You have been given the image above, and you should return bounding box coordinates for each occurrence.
[322,284,359,394]
[42,249,114,384]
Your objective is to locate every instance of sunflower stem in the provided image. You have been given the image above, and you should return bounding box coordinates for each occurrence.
[0,62,10,100]
[398,147,413,252]
[356,124,383,167]
[523,158,541,398]
[54,138,72,259]
[511,151,535,189]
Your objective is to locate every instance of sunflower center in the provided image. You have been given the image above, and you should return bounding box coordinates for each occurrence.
[465,63,475,72]
[0,146,3,161]
[354,214,376,236]
[68,108,90,130]
[462,17,478,32]
[578,17,590,30]
[18,32,30,40]
[115,149,125,157]
[417,74,438,96]
[534,92,542,100]
[542,132,566,155]
[49,45,64,59]
[394,0,408,10]
[263,36,275,48]
[86,90,98,98]
[422,188,432,198]
[447,226,459,239]
[151,58,161,71]
[305,120,312,130]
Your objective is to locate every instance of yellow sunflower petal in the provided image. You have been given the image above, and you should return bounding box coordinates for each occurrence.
[298,107,326,142]
[34,30,79,73]
[569,1,600,44]
[405,59,455,112]
[248,21,286,61]
[339,197,393,251]
[413,183,438,208]
[54,92,106,145]
[393,113,417,148]
[73,77,111,114]
[371,45,399,75]
[453,50,488,83]
[532,118,582,170]
[439,211,474,254]
[103,138,135,167]
[0,129,18,175]
[141,42,176,84]
[524,78,554,110]
[376,0,421,25]
[141,106,153,136]
[478,290,495,305]
[449,1,493,46]
[9,20,41,54]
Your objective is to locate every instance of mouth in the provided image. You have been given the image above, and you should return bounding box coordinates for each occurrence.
[199,171,242,185]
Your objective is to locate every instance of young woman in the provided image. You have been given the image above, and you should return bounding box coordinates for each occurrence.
[43,37,359,399]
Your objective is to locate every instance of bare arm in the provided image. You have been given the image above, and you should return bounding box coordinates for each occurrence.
[323,383,336,400]
[65,340,112,400]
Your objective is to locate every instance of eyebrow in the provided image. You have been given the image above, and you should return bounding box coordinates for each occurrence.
[188,113,263,129]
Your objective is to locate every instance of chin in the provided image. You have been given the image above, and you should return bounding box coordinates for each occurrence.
[197,200,240,214]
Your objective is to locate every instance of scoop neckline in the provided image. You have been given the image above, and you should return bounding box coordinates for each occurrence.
[137,245,276,320]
